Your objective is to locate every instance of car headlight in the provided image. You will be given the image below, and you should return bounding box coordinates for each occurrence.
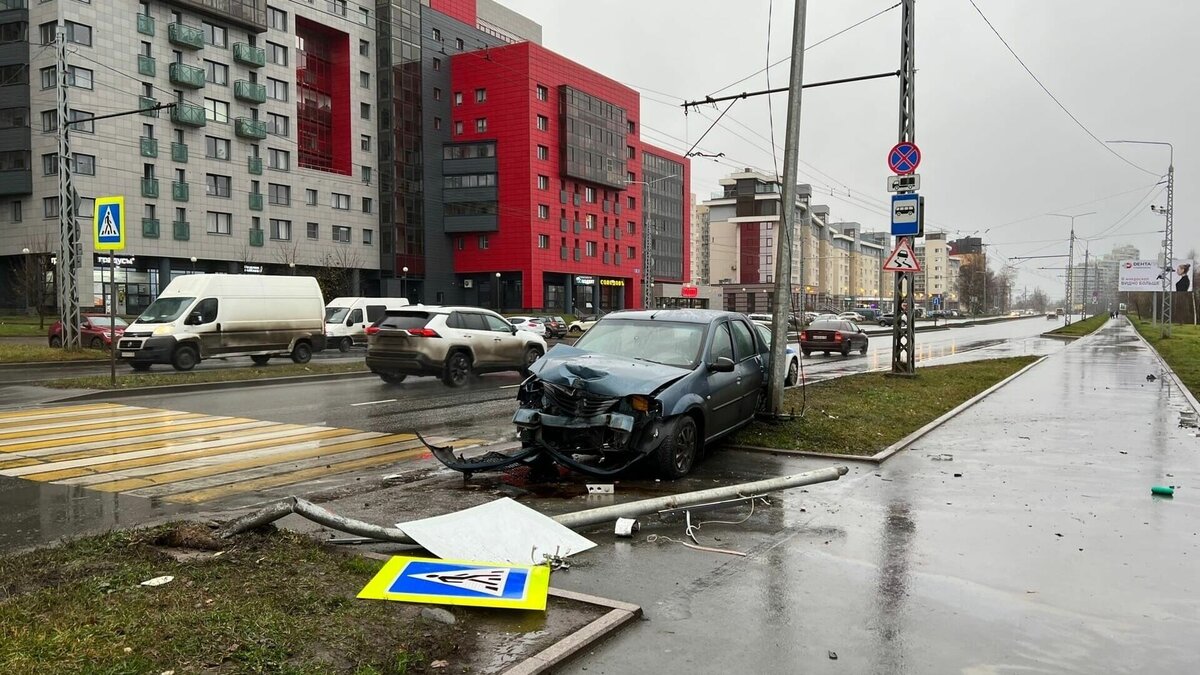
[152,325,174,336]
[629,395,654,412]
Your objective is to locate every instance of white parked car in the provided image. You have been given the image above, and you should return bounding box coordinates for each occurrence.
[752,322,801,387]
[568,315,601,335]
[507,316,547,336]
[839,311,868,322]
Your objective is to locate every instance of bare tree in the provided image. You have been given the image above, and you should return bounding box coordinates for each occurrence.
[273,240,301,272]
[9,235,56,328]
[313,247,363,300]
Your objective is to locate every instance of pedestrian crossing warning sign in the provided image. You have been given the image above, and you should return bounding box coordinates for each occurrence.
[883,236,921,273]
[357,556,550,611]
[94,196,125,251]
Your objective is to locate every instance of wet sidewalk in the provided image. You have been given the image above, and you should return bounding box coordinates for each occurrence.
[557,317,1200,674]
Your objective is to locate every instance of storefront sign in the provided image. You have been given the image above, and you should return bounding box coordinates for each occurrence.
[600,279,624,287]
[574,275,595,285]
[681,284,699,298]
[94,254,136,267]
[244,264,263,274]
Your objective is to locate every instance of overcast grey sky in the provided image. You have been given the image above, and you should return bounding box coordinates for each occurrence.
[497,0,1197,298]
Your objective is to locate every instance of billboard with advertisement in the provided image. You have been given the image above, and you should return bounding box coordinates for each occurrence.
[1118,259,1194,293]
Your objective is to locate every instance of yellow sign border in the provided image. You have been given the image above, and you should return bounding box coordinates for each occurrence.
[94,195,125,252]
[357,555,550,611]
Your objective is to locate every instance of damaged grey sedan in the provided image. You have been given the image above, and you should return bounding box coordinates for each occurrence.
[426,310,767,479]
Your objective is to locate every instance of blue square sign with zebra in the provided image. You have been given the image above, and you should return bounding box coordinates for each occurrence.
[94,196,125,251]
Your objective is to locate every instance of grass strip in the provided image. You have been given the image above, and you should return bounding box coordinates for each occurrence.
[736,356,1037,456]
[0,344,107,363]
[0,523,469,674]
[1046,313,1110,337]
[45,362,369,390]
[1132,318,1200,398]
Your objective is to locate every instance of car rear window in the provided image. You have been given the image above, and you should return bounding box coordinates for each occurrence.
[809,320,844,331]
[378,311,433,330]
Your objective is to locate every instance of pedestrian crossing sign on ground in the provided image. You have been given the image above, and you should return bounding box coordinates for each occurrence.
[94,196,125,251]
[357,556,550,611]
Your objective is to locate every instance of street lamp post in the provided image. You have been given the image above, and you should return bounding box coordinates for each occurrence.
[189,256,197,273]
[1048,211,1095,326]
[494,272,503,312]
[401,266,408,301]
[1108,140,1174,336]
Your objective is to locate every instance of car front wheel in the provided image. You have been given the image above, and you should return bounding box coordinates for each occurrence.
[655,416,699,479]
[338,337,352,352]
[49,335,62,348]
[785,359,799,386]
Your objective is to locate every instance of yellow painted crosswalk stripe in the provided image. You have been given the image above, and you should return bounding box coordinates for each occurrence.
[162,438,479,504]
[0,407,143,429]
[0,403,122,421]
[0,411,207,441]
[0,409,200,436]
[22,426,356,482]
[2,420,277,461]
[0,416,256,459]
[92,433,419,494]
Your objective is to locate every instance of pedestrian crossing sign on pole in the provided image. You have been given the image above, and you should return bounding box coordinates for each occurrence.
[357,556,550,611]
[94,196,125,251]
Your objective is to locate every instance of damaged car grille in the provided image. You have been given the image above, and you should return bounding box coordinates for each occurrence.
[541,382,620,417]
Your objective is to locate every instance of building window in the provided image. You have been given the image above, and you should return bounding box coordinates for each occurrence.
[432,87,441,101]
[432,27,441,42]
[627,196,635,209]
[475,118,487,133]
[267,42,288,66]
[361,166,371,183]
[360,102,371,119]
[266,78,288,101]
[537,175,549,190]
[40,21,92,47]
[268,183,290,205]
[536,115,548,131]
[1,22,25,45]
[627,171,636,183]
[628,246,636,259]
[65,66,92,89]
[585,187,596,203]
[432,57,441,71]
[268,148,290,170]
[270,218,291,241]
[363,229,373,245]
[202,22,226,48]
[455,37,464,50]
[305,188,317,205]
[443,174,497,188]
[433,117,441,130]
[268,6,287,30]
[537,145,549,161]
[538,234,550,249]
[41,153,57,175]
[536,84,548,101]
[362,197,373,213]
[205,135,231,160]
[360,134,371,151]
[332,225,351,243]
[457,237,465,251]
[267,112,289,137]
[586,241,597,257]
[205,173,231,198]
[454,91,462,106]
[585,214,596,230]
[206,211,231,235]
[479,235,489,250]
[76,154,96,175]
[538,204,549,219]
[10,200,21,222]
[454,121,463,135]
[43,196,59,218]
[328,0,347,17]
[306,222,319,239]
[359,39,369,56]
[204,98,229,123]
[475,88,486,103]
[359,71,370,89]
[331,193,350,210]
[627,221,635,234]
[627,145,635,159]
[204,60,228,85]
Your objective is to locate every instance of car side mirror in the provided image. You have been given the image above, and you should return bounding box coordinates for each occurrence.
[346,317,354,327]
[709,357,735,373]
[511,326,518,335]
[185,311,202,326]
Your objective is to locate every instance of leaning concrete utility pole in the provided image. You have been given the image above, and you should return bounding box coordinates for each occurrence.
[767,0,809,416]
[890,0,917,375]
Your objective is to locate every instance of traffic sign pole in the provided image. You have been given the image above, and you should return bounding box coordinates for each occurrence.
[95,196,125,387]
[891,0,917,376]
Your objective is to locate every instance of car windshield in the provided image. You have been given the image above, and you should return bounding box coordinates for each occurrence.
[325,307,350,323]
[88,316,128,328]
[134,297,195,324]
[573,319,706,369]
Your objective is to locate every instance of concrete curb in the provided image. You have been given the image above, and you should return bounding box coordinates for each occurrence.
[0,359,109,370]
[731,354,1050,465]
[1128,325,1200,415]
[51,370,375,402]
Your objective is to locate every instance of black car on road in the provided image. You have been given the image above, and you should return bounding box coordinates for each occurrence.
[800,319,869,356]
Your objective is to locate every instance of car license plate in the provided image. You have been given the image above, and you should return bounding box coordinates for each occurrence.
[120,351,134,358]
[811,336,827,340]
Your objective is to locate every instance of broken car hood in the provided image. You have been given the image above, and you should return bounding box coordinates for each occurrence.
[529,345,692,397]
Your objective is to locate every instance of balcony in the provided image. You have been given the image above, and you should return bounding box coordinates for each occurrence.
[233,43,265,68]
[169,62,206,89]
[137,13,155,36]
[234,80,266,104]
[173,221,190,241]
[142,218,160,239]
[170,101,206,128]
[247,156,262,175]
[172,181,189,201]
[138,96,159,117]
[168,22,204,50]
[137,55,155,77]
[171,142,188,163]
[248,192,263,211]
[249,228,264,247]
[140,177,159,198]
[235,117,266,140]
[139,136,158,158]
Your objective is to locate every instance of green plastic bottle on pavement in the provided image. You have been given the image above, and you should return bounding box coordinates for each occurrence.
[1151,486,1175,496]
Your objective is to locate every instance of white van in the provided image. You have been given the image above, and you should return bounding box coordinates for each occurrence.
[116,274,326,371]
[325,296,410,352]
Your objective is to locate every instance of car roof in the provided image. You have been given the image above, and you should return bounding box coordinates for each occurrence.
[384,306,499,316]
[600,309,750,325]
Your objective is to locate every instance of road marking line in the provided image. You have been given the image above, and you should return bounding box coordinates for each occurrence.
[0,406,147,427]
[0,417,256,457]
[160,437,478,504]
[0,420,276,459]
[0,403,123,421]
[351,399,397,407]
[0,412,209,442]
[0,409,196,436]
[7,425,349,479]
[93,434,420,495]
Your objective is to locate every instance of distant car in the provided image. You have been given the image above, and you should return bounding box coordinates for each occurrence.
[878,313,895,327]
[851,308,882,322]
[803,311,822,323]
[366,307,547,387]
[538,316,568,338]
[1046,312,1057,320]
[568,315,601,335]
[815,313,840,322]
[748,313,803,332]
[49,314,128,350]
[752,321,800,387]
[507,316,548,336]
[1009,310,1021,317]
[927,310,946,320]
[839,311,868,322]
[800,320,869,357]
[948,309,963,318]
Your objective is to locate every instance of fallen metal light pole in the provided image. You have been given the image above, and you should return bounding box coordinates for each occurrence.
[217,466,850,542]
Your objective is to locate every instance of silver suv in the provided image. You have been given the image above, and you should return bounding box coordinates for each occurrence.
[366,306,548,387]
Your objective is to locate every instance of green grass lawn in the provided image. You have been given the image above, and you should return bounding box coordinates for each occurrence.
[45,361,369,390]
[0,344,107,364]
[1046,312,1110,337]
[0,524,469,674]
[736,356,1038,456]
[0,315,47,337]
[1133,318,1200,398]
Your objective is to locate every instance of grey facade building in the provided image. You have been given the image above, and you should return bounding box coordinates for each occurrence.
[642,148,685,283]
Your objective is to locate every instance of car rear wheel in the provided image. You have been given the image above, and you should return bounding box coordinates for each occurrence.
[290,341,313,364]
[251,355,271,365]
[172,344,199,372]
[655,415,699,479]
[519,346,543,377]
[801,348,811,357]
[49,335,62,348]
[443,351,472,388]
[785,359,799,386]
[337,337,352,353]
[89,336,105,350]
[379,372,407,384]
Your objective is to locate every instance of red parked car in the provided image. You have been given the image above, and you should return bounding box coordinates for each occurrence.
[48,314,128,350]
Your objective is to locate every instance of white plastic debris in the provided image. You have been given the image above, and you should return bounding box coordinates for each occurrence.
[587,484,615,495]
[614,518,640,537]
[139,576,174,587]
